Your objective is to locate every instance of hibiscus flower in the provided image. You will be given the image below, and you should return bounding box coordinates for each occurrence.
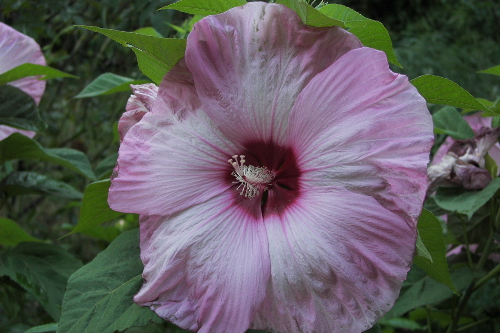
[0,22,46,140]
[428,113,500,194]
[109,2,433,332]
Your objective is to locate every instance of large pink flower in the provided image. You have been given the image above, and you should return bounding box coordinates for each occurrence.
[109,3,433,333]
[0,22,46,140]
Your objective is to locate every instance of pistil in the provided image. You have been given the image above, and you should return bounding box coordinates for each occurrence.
[228,155,274,199]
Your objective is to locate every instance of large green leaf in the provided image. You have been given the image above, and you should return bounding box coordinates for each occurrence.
[75,73,149,98]
[276,0,345,28]
[94,152,118,180]
[384,265,477,319]
[1,171,83,200]
[0,133,96,180]
[319,4,400,66]
[0,243,82,320]
[478,65,500,77]
[413,210,456,293]
[411,75,490,113]
[25,323,58,333]
[432,106,475,140]
[67,179,122,236]
[0,85,45,132]
[78,26,186,84]
[0,63,76,84]
[57,229,163,333]
[0,217,42,246]
[160,0,246,15]
[434,178,500,219]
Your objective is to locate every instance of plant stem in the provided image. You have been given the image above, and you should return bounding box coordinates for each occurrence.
[476,220,494,270]
[446,281,475,333]
[456,317,491,332]
[461,215,474,268]
[426,306,433,333]
[474,262,500,291]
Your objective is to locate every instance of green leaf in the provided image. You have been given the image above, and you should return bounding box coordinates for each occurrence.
[134,27,163,37]
[432,106,475,140]
[485,153,498,178]
[1,171,83,200]
[0,63,76,84]
[78,26,186,84]
[77,225,120,242]
[94,152,118,180]
[68,179,122,236]
[25,323,58,333]
[161,0,246,15]
[0,243,82,320]
[380,317,423,330]
[0,217,42,246]
[411,75,490,113]
[57,229,163,333]
[0,133,96,180]
[413,209,456,293]
[434,178,500,219]
[0,85,45,132]
[319,4,400,67]
[75,73,149,98]
[385,265,477,319]
[478,65,500,76]
[415,233,432,261]
[276,0,345,28]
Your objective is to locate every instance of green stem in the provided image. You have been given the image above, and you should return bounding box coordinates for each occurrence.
[461,216,474,268]
[474,262,500,292]
[446,281,476,333]
[426,306,433,333]
[476,220,494,270]
[456,317,491,332]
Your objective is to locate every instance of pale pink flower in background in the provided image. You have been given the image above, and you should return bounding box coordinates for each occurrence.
[109,2,434,333]
[0,22,46,140]
[428,113,500,194]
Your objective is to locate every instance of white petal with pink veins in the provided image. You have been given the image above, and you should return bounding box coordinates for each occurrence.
[135,192,270,333]
[185,2,361,145]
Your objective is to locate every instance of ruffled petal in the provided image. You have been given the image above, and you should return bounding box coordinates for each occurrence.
[119,83,158,142]
[152,58,201,119]
[0,125,35,141]
[135,192,270,333]
[109,109,239,216]
[252,187,414,333]
[287,47,433,224]
[185,2,361,145]
[0,22,46,104]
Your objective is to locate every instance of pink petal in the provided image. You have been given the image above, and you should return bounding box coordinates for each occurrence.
[135,192,270,333]
[287,47,433,224]
[151,58,201,119]
[119,83,158,142]
[0,22,46,104]
[109,109,238,216]
[185,2,361,145]
[0,125,36,141]
[252,187,415,333]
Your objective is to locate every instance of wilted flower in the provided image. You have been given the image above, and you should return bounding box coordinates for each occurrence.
[0,22,46,140]
[109,2,433,332]
[428,113,500,194]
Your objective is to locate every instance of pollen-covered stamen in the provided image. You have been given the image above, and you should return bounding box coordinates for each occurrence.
[228,155,275,199]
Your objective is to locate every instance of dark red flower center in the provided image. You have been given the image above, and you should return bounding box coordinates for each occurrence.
[226,140,301,218]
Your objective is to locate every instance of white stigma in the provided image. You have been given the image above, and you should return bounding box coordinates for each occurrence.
[228,155,274,199]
